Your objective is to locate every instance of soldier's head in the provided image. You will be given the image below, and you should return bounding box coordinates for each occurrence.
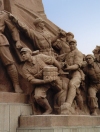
[66,32,74,42]
[85,54,94,65]
[20,47,32,61]
[69,39,77,51]
[33,17,45,29]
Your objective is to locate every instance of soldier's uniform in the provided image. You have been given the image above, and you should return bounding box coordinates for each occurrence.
[0,11,22,93]
[83,61,100,112]
[22,53,63,99]
[15,18,55,56]
[0,11,20,65]
[53,38,70,55]
[65,46,83,105]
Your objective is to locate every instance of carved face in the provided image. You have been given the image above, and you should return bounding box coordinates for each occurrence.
[69,42,77,51]
[86,56,94,64]
[66,35,73,41]
[21,51,31,61]
[38,21,45,29]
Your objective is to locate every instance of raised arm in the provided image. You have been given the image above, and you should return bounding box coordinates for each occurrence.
[9,13,35,40]
[5,13,22,49]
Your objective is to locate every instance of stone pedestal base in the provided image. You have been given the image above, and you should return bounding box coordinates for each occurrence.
[19,115,100,127]
[0,92,32,132]
[0,92,29,103]
[0,103,32,132]
[16,115,100,132]
[17,126,100,132]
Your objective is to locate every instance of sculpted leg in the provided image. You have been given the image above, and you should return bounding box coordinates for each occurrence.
[66,83,76,106]
[60,76,81,114]
[7,64,23,93]
[88,87,98,115]
[34,96,52,115]
[65,77,81,106]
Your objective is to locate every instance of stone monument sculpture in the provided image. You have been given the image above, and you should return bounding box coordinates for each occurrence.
[1,0,100,116]
[0,0,23,93]
[0,0,100,132]
[83,54,100,115]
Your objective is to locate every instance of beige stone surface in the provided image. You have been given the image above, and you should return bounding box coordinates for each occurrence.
[19,115,100,127]
[10,105,21,132]
[0,104,9,131]
[16,126,100,132]
[0,103,32,132]
[0,92,29,103]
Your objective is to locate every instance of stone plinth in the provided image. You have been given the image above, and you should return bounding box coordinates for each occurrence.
[19,115,100,128]
[16,126,100,132]
[0,92,32,132]
[0,103,32,132]
[0,92,29,103]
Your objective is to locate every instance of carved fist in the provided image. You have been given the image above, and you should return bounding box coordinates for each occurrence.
[44,77,55,83]
[16,41,23,49]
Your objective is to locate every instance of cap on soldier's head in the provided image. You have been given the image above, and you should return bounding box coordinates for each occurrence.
[20,47,32,54]
[69,39,77,44]
[85,54,95,60]
[66,32,74,38]
[33,17,44,25]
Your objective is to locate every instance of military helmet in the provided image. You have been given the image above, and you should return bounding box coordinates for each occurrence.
[66,32,74,38]
[69,39,77,44]
[20,47,32,54]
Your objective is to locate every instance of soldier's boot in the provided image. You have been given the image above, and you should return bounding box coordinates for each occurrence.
[35,96,52,115]
[88,97,98,116]
[91,108,97,116]
[7,64,23,93]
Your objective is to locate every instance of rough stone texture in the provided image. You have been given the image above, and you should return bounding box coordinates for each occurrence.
[0,0,100,132]
[6,0,59,37]
[19,115,100,128]
[0,0,59,93]
[0,92,29,103]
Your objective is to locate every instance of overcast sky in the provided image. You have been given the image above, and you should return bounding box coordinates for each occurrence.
[42,0,100,55]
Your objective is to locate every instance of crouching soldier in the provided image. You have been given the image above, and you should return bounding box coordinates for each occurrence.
[20,47,69,115]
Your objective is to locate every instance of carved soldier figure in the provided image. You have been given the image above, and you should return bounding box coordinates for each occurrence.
[66,32,74,44]
[20,47,67,115]
[61,39,84,111]
[83,54,100,115]
[92,46,100,62]
[53,31,70,55]
[9,15,63,57]
[0,0,23,93]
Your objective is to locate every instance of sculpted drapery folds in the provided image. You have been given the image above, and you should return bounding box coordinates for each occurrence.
[8,11,100,116]
[9,15,65,57]
[20,47,69,115]
[61,39,84,114]
[83,54,100,116]
[0,0,23,93]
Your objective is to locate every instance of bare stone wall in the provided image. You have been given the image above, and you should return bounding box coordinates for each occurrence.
[4,0,46,17]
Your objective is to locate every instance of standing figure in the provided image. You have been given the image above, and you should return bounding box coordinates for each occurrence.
[83,54,100,115]
[9,15,63,57]
[20,47,68,115]
[66,32,74,44]
[0,0,23,93]
[62,39,84,111]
